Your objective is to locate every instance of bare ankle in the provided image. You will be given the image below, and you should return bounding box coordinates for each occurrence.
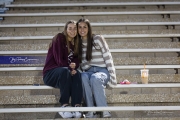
[75,104,81,107]
[62,104,69,107]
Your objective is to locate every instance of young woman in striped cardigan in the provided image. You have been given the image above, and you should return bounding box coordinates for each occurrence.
[77,18,117,118]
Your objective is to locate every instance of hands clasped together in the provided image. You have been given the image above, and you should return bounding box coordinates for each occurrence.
[69,63,77,75]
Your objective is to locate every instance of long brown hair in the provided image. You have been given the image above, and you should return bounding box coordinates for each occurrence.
[77,18,94,61]
[63,20,79,56]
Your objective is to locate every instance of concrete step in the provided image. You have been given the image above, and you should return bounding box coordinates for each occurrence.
[0,56,179,67]
[0,37,177,43]
[1,17,180,24]
[0,49,179,54]
[6,2,180,8]
[108,42,180,49]
[1,104,180,119]
[0,74,179,85]
[0,65,178,74]
[1,65,179,71]
[1,113,180,120]
[5,1,180,17]
[1,22,180,27]
[0,84,180,96]
[2,26,178,34]
[0,94,180,104]
[113,57,180,65]
[0,42,179,50]
[4,49,180,57]
[12,0,180,4]
[1,9,179,17]
[1,106,180,118]
[1,30,180,37]
[5,7,180,14]
[1,84,180,90]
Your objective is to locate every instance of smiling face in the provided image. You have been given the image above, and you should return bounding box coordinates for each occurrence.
[66,23,77,40]
[78,22,88,40]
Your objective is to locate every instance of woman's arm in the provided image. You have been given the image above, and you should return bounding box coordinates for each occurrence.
[94,35,117,86]
[52,33,68,67]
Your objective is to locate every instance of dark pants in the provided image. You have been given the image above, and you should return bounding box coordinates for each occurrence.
[43,67,82,107]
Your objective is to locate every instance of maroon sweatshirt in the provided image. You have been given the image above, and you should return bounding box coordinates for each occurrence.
[43,33,79,76]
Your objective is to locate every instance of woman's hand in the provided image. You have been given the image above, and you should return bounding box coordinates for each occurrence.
[71,69,77,75]
[69,63,76,75]
[69,62,76,69]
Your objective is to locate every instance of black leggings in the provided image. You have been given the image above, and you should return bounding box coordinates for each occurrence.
[43,67,82,107]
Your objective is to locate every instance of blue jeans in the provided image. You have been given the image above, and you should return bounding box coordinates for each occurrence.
[81,66,110,107]
[43,67,82,107]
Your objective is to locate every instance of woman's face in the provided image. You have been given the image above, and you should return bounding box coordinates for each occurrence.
[78,22,88,39]
[66,23,77,39]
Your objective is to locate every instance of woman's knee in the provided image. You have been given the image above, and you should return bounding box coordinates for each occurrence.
[51,67,69,76]
[90,73,108,85]
[43,67,70,86]
[58,67,69,74]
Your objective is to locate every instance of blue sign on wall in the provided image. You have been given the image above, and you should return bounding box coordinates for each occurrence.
[0,56,46,64]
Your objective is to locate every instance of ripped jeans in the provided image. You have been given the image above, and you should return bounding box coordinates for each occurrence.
[81,66,110,107]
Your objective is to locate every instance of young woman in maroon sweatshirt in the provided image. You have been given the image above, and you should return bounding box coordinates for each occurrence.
[43,20,82,118]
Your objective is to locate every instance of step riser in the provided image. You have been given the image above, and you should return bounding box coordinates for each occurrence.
[0,87,179,96]
[0,26,173,31]
[0,94,180,104]
[0,42,179,49]
[0,109,179,120]
[1,14,180,24]
[0,15,164,22]
[1,29,180,37]
[0,74,180,85]
[0,57,179,66]
[1,25,180,33]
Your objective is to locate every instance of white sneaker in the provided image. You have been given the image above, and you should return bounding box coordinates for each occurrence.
[103,111,111,118]
[72,111,82,118]
[58,106,73,118]
[72,105,82,118]
[85,111,97,118]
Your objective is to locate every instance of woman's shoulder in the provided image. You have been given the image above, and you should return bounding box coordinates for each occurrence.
[52,32,66,42]
[93,34,105,43]
[93,34,102,39]
[55,33,65,39]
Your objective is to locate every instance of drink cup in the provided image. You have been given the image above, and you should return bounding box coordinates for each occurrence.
[141,69,149,84]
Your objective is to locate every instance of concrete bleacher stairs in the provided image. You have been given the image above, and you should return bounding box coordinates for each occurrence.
[0,0,180,119]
